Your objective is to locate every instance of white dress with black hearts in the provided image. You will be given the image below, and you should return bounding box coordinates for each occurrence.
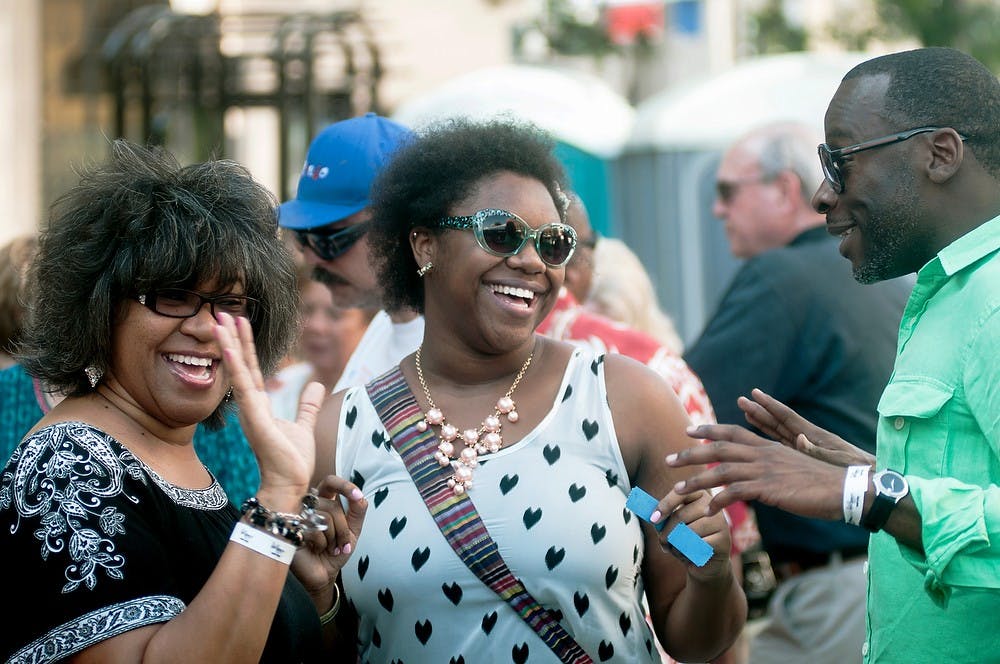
[337,347,663,664]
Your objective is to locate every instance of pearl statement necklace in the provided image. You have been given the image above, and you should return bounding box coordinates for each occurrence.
[415,345,535,495]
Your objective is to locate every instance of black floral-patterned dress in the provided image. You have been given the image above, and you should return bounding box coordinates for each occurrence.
[0,421,320,663]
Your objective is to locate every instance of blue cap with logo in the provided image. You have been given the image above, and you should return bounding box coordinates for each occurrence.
[279,113,412,230]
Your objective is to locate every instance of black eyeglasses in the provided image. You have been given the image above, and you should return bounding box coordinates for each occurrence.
[137,288,257,319]
[716,177,771,203]
[293,223,368,261]
[818,126,965,194]
[437,208,578,267]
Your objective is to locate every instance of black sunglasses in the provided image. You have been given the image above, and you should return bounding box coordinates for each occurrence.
[818,126,966,194]
[715,176,772,203]
[293,223,369,261]
[137,288,257,319]
[436,208,578,267]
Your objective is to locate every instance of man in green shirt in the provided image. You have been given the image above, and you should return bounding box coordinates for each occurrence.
[662,47,1000,663]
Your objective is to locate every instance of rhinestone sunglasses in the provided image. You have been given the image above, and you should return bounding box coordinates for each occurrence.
[436,208,578,267]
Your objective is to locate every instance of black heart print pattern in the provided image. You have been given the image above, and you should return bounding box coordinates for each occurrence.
[523,507,542,529]
[500,474,519,495]
[389,516,407,539]
[411,547,430,571]
[415,619,432,644]
[442,582,463,605]
[545,546,566,570]
[371,429,390,450]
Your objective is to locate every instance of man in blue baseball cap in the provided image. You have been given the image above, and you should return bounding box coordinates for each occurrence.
[280,113,424,391]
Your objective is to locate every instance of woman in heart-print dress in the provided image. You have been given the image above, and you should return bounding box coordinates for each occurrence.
[311,118,747,663]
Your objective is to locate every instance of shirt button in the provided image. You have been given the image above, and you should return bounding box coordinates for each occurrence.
[893,417,905,430]
[862,642,869,657]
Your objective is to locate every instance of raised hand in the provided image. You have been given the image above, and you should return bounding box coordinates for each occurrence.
[214,313,321,502]
[739,389,874,468]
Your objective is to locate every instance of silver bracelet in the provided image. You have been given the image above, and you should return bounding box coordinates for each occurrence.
[240,491,328,547]
[843,465,871,526]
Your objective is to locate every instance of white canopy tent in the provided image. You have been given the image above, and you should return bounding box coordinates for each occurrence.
[629,51,869,150]
[392,64,636,233]
[393,63,635,159]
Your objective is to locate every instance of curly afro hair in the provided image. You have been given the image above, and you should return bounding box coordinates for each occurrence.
[367,117,568,314]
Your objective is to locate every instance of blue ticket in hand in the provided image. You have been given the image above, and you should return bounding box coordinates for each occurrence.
[626,486,714,567]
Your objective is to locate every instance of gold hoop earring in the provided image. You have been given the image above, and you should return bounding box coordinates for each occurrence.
[417,262,434,277]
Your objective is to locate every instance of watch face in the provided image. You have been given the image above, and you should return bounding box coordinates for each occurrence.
[877,471,908,498]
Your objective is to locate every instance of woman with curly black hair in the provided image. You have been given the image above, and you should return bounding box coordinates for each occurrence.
[1,140,366,663]
[313,118,746,662]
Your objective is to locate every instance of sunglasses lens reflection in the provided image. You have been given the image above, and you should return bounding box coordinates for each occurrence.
[538,227,574,265]
[480,214,525,255]
[478,212,575,266]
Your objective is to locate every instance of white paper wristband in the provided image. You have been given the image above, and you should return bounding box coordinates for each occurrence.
[843,465,871,526]
[230,521,296,565]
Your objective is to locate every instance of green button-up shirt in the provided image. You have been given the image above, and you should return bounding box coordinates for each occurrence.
[866,214,1000,663]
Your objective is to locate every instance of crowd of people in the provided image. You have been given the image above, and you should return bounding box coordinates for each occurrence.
[0,45,997,664]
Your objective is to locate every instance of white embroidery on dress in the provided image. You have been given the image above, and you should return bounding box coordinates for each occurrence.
[0,421,227,597]
[8,595,185,663]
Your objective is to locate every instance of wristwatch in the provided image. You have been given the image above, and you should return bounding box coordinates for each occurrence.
[860,469,909,532]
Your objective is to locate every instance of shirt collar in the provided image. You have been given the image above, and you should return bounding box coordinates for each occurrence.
[936,213,1000,276]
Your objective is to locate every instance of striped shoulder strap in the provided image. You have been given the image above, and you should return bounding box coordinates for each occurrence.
[366,366,593,664]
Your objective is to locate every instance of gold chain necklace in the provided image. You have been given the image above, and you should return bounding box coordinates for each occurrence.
[414,345,534,495]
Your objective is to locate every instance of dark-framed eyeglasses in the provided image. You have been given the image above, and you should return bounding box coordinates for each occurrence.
[818,126,966,194]
[436,208,578,267]
[293,222,369,261]
[137,288,257,319]
[716,177,772,203]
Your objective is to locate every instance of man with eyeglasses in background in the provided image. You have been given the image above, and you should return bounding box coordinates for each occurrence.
[684,121,912,663]
[279,113,424,393]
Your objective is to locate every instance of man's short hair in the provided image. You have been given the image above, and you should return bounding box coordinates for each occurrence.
[844,47,1000,179]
